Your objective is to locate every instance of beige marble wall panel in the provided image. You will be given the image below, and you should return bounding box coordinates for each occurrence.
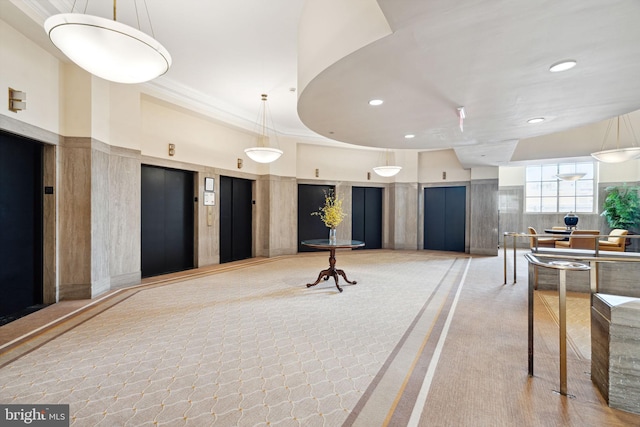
[59,138,92,297]
[470,179,499,255]
[254,177,269,258]
[591,294,640,414]
[269,177,298,256]
[255,175,298,257]
[109,146,141,286]
[498,186,523,247]
[387,185,395,248]
[110,272,143,290]
[591,299,610,402]
[196,168,219,266]
[382,185,390,248]
[390,182,419,250]
[91,144,110,297]
[58,283,91,300]
[609,300,640,414]
[42,144,57,304]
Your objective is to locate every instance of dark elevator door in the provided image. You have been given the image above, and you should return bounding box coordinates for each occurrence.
[424,186,466,252]
[298,184,333,252]
[219,176,253,263]
[0,131,43,318]
[141,165,194,277]
[352,187,382,249]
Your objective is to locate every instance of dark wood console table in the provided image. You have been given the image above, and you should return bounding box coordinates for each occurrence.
[301,239,365,292]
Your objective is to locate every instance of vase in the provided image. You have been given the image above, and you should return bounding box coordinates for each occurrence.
[329,228,337,244]
[564,212,579,229]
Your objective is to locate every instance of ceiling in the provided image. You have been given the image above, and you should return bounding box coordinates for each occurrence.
[7,0,640,167]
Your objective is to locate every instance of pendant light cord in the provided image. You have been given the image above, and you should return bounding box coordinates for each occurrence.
[599,115,640,151]
[260,94,267,147]
[622,115,640,148]
[69,0,155,36]
[69,0,87,14]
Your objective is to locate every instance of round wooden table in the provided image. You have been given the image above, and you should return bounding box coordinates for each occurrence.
[301,239,364,292]
[544,228,572,241]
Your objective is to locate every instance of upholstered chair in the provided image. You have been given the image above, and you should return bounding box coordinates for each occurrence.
[598,229,628,252]
[528,227,557,249]
[555,230,600,249]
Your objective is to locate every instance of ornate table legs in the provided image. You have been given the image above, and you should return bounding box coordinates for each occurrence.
[306,249,357,292]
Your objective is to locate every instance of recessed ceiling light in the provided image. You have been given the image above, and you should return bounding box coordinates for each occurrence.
[369,99,383,106]
[527,117,545,124]
[549,60,577,73]
[404,134,415,139]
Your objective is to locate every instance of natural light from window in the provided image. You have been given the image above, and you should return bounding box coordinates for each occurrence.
[525,162,595,213]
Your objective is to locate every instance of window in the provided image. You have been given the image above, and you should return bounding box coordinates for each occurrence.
[525,162,595,213]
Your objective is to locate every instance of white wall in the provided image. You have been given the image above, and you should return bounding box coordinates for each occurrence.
[471,167,499,180]
[296,144,421,183]
[499,166,525,187]
[141,96,255,171]
[599,160,640,183]
[0,19,60,133]
[109,83,142,150]
[419,149,471,183]
[60,64,91,137]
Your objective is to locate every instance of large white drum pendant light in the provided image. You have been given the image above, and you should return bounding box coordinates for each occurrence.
[45,9,171,84]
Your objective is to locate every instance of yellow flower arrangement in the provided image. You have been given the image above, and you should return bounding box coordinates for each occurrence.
[312,190,346,229]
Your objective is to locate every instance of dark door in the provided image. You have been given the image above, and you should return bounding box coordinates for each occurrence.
[219,176,253,263]
[424,186,466,252]
[298,184,333,252]
[141,165,194,277]
[0,131,43,318]
[352,187,382,249]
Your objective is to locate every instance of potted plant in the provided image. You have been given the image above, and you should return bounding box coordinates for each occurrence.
[601,184,640,250]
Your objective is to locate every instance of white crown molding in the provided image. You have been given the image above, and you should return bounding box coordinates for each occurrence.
[144,77,333,142]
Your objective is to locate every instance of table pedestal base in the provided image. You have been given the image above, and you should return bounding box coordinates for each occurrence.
[306,249,356,292]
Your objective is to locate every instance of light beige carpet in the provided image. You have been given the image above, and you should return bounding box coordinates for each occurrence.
[0,251,465,426]
[3,250,639,426]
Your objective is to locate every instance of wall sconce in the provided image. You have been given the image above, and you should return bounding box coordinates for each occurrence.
[237,158,243,169]
[8,88,26,112]
[315,168,319,177]
[168,143,175,156]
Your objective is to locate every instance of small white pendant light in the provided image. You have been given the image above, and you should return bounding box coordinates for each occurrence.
[372,165,402,177]
[244,94,283,163]
[44,0,171,84]
[373,150,402,177]
[555,173,585,181]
